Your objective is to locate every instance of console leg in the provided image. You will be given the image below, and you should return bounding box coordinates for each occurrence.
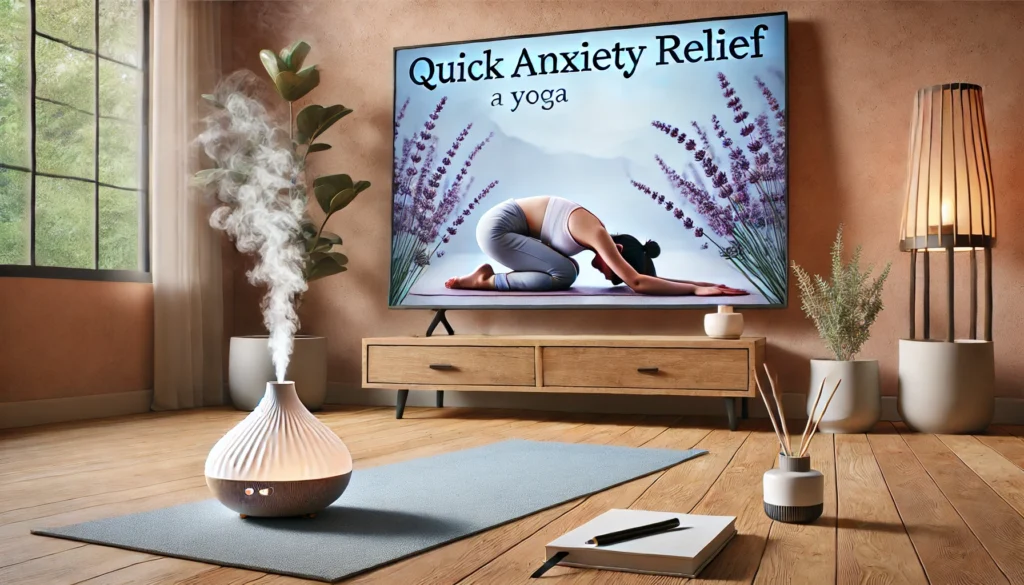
[396,390,409,419]
[436,390,444,408]
[741,397,749,419]
[724,398,738,431]
[426,309,455,337]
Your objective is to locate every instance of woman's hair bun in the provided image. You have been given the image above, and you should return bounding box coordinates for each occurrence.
[643,240,661,259]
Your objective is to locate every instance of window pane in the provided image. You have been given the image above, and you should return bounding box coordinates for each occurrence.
[0,168,31,264]
[36,35,96,114]
[37,100,95,179]
[35,176,94,268]
[99,0,140,66]
[0,0,31,167]
[98,187,138,270]
[99,118,139,188]
[36,0,95,50]
[99,60,139,121]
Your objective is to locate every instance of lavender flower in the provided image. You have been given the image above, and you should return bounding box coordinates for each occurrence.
[390,97,499,305]
[630,72,788,304]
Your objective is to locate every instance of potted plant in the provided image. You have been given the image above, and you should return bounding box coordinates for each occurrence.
[197,41,370,411]
[792,225,890,433]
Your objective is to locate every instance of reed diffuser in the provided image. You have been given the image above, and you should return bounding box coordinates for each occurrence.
[758,365,840,524]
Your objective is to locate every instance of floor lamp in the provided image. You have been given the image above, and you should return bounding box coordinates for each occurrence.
[897,82,996,433]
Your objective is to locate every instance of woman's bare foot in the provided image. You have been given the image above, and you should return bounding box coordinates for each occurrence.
[445,264,496,290]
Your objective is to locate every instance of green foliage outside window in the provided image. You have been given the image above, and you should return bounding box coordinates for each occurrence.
[0,0,145,273]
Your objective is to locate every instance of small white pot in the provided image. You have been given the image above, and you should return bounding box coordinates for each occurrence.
[704,305,744,339]
[898,339,994,434]
[808,359,880,434]
[228,335,327,412]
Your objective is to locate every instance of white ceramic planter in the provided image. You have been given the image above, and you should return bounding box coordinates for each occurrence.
[808,359,880,433]
[704,305,744,339]
[898,339,994,434]
[205,381,352,517]
[229,335,327,412]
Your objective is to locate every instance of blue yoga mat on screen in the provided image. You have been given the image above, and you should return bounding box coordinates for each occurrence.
[33,439,705,582]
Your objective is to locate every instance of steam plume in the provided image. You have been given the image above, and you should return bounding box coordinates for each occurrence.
[196,71,307,381]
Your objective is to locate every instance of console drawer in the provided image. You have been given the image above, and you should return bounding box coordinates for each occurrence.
[542,347,748,391]
[366,345,536,386]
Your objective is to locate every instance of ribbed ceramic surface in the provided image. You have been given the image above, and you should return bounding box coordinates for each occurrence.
[205,382,352,481]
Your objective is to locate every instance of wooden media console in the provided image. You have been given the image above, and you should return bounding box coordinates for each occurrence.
[361,334,765,430]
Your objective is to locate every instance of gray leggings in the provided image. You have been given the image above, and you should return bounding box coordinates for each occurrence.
[475,199,578,291]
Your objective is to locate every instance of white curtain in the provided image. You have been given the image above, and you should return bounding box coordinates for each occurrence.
[151,0,226,410]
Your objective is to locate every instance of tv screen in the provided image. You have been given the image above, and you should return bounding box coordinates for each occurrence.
[391,12,787,309]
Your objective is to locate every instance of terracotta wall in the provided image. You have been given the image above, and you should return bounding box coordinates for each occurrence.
[0,279,153,403]
[226,1,1024,400]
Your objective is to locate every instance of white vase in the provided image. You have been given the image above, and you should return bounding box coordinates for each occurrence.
[898,339,994,434]
[229,335,327,411]
[763,454,824,524]
[704,305,744,339]
[205,381,352,517]
[808,359,880,433]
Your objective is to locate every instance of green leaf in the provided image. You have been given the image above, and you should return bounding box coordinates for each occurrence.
[318,230,342,245]
[296,104,352,144]
[313,174,353,214]
[259,49,285,80]
[306,143,332,154]
[271,66,320,102]
[193,168,226,185]
[279,41,311,72]
[329,188,357,214]
[200,94,223,108]
[306,252,349,281]
[353,180,371,194]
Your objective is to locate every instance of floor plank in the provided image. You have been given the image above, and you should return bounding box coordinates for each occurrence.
[902,429,1024,583]
[940,434,1024,517]
[975,427,1024,470]
[835,433,927,585]
[753,432,836,585]
[868,426,1008,585]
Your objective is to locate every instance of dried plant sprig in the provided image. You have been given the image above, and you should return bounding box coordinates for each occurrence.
[792,224,891,361]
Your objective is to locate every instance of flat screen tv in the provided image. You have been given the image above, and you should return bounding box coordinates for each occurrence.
[390,12,788,309]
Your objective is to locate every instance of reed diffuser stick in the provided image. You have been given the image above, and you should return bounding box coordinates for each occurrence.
[755,376,788,455]
[800,378,827,456]
[764,365,791,455]
[801,379,842,457]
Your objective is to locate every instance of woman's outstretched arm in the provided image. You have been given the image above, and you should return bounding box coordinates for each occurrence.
[589,231,748,296]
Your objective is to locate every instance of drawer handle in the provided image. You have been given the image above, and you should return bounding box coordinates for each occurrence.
[429,364,456,370]
[637,367,660,374]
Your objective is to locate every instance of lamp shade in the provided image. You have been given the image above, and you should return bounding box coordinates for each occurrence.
[900,83,996,251]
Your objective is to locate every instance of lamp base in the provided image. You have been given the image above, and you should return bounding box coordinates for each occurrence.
[897,339,994,434]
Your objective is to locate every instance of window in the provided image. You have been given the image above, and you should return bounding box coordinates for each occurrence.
[0,0,149,281]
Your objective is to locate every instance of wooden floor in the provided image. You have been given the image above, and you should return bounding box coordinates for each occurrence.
[1,407,1023,585]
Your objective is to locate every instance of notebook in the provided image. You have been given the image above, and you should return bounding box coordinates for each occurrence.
[543,509,736,578]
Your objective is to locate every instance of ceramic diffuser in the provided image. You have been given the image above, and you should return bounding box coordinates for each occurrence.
[205,381,353,517]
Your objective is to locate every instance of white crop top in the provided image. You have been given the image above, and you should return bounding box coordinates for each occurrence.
[540,196,587,257]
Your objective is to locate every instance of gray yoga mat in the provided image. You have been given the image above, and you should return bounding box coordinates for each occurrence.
[33,439,705,583]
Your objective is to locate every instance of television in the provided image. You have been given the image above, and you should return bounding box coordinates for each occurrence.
[390,12,788,309]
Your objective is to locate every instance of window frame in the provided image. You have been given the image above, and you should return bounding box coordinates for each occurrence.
[0,0,151,283]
